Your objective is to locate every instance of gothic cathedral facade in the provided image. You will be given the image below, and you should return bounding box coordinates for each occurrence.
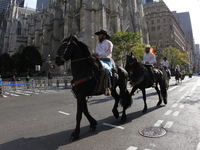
[0,0,148,72]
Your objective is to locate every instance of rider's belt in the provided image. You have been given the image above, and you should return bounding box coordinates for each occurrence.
[99,58,110,62]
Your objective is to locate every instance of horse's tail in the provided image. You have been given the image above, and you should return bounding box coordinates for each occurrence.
[119,89,133,109]
[117,67,133,109]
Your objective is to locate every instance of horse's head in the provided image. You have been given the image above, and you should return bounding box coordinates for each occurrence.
[56,34,90,66]
[125,52,139,76]
[55,35,74,66]
[125,52,138,67]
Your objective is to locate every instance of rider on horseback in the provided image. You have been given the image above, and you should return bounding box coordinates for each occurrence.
[141,44,157,87]
[175,65,181,75]
[161,57,171,79]
[93,29,116,95]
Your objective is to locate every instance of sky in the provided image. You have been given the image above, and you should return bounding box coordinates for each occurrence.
[24,0,37,9]
[163,0,200,44]
[25,0,200,44]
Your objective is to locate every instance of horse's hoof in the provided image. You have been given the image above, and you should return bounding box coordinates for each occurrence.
[142,109,147,113]
[70,135,79,141]
[157,102,162,106]
[120,118,126,124]
[89,125,96,131]
[112,109,119,119]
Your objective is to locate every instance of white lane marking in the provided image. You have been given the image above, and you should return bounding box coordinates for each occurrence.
[144,149,152,150]
[5,92,19,96]
[164,110,172,116]
[126,146,137,150]
[178,86,187,91]
[196,142,200,150]
[173,111,180,117]
[103,123,124,129]
[1,94,7,97]
[154,120,163,127]
[172,103,178,108]
[58,111,70,115]
[164,121,173,128]
[168,86,178,91]
[179,104,184,108]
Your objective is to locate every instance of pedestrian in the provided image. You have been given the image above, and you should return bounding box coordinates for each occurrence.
[0,75,2,95]
[141,44,157,87]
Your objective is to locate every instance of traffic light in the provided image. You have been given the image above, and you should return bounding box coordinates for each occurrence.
[51,65,55,69]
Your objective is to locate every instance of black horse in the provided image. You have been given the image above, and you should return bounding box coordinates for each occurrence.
[55,35,132,141]
[125,53,167,112]
[175,70,182,85]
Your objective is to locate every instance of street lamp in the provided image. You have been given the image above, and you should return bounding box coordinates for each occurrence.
[46,54,52,80]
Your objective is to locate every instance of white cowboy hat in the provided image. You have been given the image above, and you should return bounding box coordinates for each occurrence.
[145,44,151,48]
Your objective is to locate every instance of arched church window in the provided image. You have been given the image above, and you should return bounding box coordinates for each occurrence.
[17,21,22,35]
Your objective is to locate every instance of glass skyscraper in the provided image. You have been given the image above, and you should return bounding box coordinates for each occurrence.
[142,0,154,4]
[0,0,24,23]
[36,0,48,10]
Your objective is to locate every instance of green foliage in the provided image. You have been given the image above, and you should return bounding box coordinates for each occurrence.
[20,46,43,73]
[110,31,144,66]
[11,52,21,75]
[161,46,189,69]
[0,53,11,77]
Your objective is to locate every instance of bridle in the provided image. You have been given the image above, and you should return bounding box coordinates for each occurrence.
[57,40,90,63]
[56,41,70,63]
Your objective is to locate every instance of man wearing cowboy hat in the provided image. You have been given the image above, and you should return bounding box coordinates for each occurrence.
[141,44,157,87]
[93,29,115,94]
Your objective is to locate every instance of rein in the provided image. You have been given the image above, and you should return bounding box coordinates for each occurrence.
[71,76,94,87]
[71,57,90,63]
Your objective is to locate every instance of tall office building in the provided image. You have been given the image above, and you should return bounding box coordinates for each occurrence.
[36,0,48,10]
[142,0,154,4]
[172,11,194,50]
[0,0,24,23]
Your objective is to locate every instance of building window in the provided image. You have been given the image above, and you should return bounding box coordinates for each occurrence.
[163,25,167,30]
[17,21,22,35]
[157,19,160,23]
[151,27,155,32]
[157,26,161,31]
[151,20,154,25]
[170,25,173,30]
[163,19,166,23]
[158,33,162,38]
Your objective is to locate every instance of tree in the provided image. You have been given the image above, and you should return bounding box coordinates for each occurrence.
[0,53,12,77]
[110,32,144,67]
[10,52,21,75]
[20,46,43,74]
[161,46,189,70]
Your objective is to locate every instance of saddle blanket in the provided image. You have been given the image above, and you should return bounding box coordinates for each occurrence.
[100,60,113,76]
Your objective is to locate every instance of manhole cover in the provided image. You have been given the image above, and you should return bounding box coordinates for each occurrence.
[138,127,167,138]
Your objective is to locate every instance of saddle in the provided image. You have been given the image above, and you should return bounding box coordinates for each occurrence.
[87,56,113,96]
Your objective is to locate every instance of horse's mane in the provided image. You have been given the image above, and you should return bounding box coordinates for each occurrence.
[72,35,91,57]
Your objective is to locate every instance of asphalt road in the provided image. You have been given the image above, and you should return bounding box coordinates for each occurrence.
[0,75,200,150]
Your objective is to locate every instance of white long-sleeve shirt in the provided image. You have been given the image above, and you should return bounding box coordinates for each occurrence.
[141,52,157,65]
[95,39,113,59]
[161,60,169,68]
